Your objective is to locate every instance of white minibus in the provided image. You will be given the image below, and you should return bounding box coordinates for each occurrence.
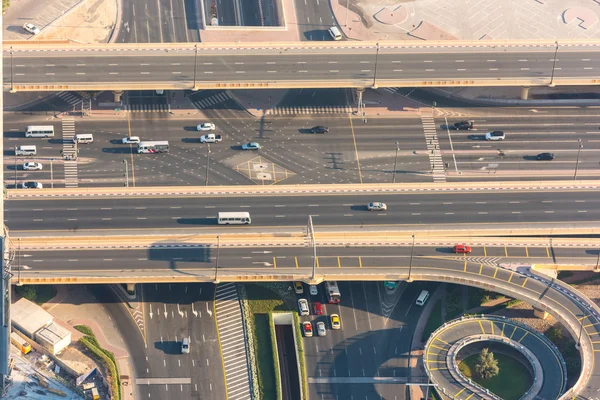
[217,212,251,225]
[26,125,54,138]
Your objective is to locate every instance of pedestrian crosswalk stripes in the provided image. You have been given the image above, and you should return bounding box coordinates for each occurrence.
[57,91,84,107]
[61,118,78,188]
[191,92,232,109]
[267,105,352,115]
[122,104,171,113]
[420,109,446,183]
[215,283,252,400]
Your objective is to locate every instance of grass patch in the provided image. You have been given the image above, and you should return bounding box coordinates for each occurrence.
[459,353,531,400]
[246,284,292,400]
[15,285,57,305]
[78,328,120,400]
[74,325,95,336]
[422,300,442,342]
[445,284,463,319]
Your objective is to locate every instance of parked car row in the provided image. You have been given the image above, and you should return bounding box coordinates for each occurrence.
[302,315,340,337]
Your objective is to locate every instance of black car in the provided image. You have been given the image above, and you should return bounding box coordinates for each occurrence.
[536,152,555,160]
[310,126,329,134]
[452,120,474,130]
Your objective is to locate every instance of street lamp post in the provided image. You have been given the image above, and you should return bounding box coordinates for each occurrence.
[372,42,380,89]
[392,141,399,183]
[574,138,583,180]
[595,249,600,272]
[50,158,55,189]
[407,234,415,281]
[205,144,211,186]
[549,41,559,87]
[308,216,317,281]
[577,313,586,349]
[193,44,198,90]
[14,147,18,188]
[214,236,221,282]
[17,238,22,286]
[345,0,349,27]
[123,159,129,187]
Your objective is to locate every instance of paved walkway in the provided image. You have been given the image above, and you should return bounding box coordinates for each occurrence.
[215,283,252,400]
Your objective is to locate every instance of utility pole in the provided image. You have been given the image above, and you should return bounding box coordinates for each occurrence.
[407,234,415,282]
[50,158,55,189]
[574,138,583,180]
[205,144,211,186]
[345,0,349,26]
[308,216,317,281]
[595,249,600,272]
[577,312,586,349]
[392,141,399,183]
[372,42,380,89]
[193,44,199,90]
[549,41,559,87]
[14,147,17,188]
[17,238,21,286]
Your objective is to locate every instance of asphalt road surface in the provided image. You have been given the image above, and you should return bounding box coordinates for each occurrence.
[300,281,432,400]
[6,190,600,232]
[138,283,225,400]
[294,0,337,41]
[5,43,593,88]
[6,106,600,188]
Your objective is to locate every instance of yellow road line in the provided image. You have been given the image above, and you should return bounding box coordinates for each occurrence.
[455,388,466,398]
[525,247,529,257]
[493,268,498,278]
[337,257,341,268]
[359,256,362,268]
[510,326,517,339]
[521,278,528,287]
[127,111,136,187]
[501,323,505,337]
[295,257,299,268]
[430,344,447,351]
[273,257,277,268]
[463,260,467,272]
[436,337,449,345]
[508,272,514,283]
[349,113,363,184]
[478,320,485,334]
[478,264,483,275]
[316,257,320,268]
[504,247,508,257]
[546,247,550,257]
[584,323,598,328]
[578,315,589,321]
[483,247,487,257]
[519,331,529,343]
[490,321,494,335]
[465,393,475,400]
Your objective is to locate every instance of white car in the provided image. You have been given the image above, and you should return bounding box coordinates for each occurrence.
[367,202,387,211]
[122,136,141,144]
[197,123,216,131]
[21,181,43,189]
[309,285,318,296]
[298,298,309,316]
[242,142,261,151]
[23,162,42,171]
[23,23,40,35]
[316,321,326,337]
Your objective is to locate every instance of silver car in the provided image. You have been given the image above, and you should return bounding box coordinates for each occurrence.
[316,321,326,337]
[367,202,387,211]
[23,162,42,171]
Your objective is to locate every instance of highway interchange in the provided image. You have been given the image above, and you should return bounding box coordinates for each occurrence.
[6,42,600,90]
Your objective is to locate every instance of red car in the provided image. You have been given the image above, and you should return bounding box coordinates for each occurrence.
[453,244,472,254]
[313,302,323,315]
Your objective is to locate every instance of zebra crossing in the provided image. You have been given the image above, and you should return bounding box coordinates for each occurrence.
[61,118,78,188]
[57,91,84,107]
[190,92,232,109]
[267,105,352,115]
[122,104,171,113]
[215,283,252,400]
[420,109,446,183]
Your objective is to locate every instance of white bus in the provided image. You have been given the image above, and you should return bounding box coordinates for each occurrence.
[218,212,251,225]
[26,125,54,138]
[137,141,169,154]
[325,281,341,304]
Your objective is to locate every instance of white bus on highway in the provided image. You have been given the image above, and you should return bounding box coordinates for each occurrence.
[218,212,251,225]
[26,125,54,138]
[137,141,169,154]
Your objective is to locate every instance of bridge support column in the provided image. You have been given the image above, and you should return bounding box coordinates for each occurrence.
[520,86,530,100]
[126,283,135,294]
[533,307,548,320]
[113,90,124,103]
[356,88,364,114]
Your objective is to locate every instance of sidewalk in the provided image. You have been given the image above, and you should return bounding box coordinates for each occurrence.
[44,285,134,400]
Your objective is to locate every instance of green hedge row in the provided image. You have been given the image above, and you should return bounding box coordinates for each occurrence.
[268,313,282,400]
[74,325,95,337]
[292,313,308,400]
[79,336,120,400]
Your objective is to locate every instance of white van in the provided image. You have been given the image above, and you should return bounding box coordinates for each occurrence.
[416,290,430,306]
[15,145,37,156]
[73,134,93,144]
[328,26,342,41]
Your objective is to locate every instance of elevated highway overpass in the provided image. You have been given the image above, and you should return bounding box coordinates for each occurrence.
[4,40,600,92]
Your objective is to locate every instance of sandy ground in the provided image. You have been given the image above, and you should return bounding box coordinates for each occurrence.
[36,0,117,43]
